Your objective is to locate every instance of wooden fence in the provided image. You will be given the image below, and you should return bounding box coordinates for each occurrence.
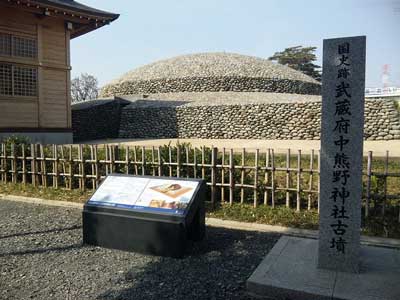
[0,143,399,221]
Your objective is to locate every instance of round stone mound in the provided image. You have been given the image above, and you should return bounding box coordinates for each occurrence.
[101,52,321,97]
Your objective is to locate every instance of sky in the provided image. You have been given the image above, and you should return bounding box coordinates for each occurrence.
[71,0,400,88]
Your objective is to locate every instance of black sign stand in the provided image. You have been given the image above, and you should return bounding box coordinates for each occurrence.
[83,175,206,258]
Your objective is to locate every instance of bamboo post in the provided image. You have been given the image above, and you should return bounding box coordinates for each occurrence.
[11,144,17,183]
[54,145,59,189]
[125,146,130,175]
[285,148,291,208]
[80,144,86,191]
[365,151,372,217]
[241,148,245,204]
[264,149,270,205]
[382,150,389,217]
[151,146,156,176]
[271,149,275,208]
[77,146,82,190]
[169,146,173,177]
[31,144,36,187]
[229,149,234,205]
[221,148,225,203]
[176,146,181,178]
[133,146,138,175]
[0,143,3,183]
[90,145,95,189]
[5,143,8,184]
[94,145,100,187]
[201,147,205,179]
[105,145,109,175]
[185,146,190,178]
[141,146,146,176]
[69,145,73,190]
[0,143,4,183]
[253,149,259,208]
[22,144,26,185]
[157,146,162,176]
[110,145,115,174]
[193,148,197,178]
[60,146,67,188]
[40,145,47,188]
[308,149,314,210]
[211,147,217,206]
[296,150,301,212]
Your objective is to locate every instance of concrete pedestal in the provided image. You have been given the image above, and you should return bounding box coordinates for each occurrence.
[247,236,400,300]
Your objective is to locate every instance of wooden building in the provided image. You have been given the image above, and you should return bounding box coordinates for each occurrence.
[0,0,118,143]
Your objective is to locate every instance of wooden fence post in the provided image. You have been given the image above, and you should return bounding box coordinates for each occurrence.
[157,146,162,176]
[94,145,100,187]
[221,148,225,203]
[211,147,217,206]
[133,146,138,175]
[21,144,26,185]
[185,146,190,178]
[271,149,275,208]
[201,147,205,180]
[296,150,301,212]
[240,148,245,204]
[308,149,314,210]
[176,146,181,178]
[382,150,389,217]
[31,144,36,187]
[264,149,270,206]
[193,147,197,178]
[253,149,259,208]
[40,145,47,188]
[54,145,59,189]
[69,145,73,190]
[286,148,291,208]
[141,146,146,176]
[365,151,372,217]
[11,144,17,183]
[168,146,173,177]
[229,148,234,205]
[80,144,86,191]
[4,143,8,184]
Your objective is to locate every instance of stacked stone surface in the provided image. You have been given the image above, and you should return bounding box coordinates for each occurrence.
[71,97,400,141]
[100,52,321,96]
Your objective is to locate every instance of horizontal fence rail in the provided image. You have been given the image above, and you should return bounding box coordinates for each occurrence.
[0,143,399,223]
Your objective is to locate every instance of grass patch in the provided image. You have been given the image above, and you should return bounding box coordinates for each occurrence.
[0,182,93,203]
[207,203,319,230]
[1,182,399,239]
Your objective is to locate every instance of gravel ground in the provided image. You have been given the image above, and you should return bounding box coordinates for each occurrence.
[0,200,279,300]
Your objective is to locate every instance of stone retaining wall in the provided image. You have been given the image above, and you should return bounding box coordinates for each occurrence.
[118,100,400,140]
[72,99,129,142]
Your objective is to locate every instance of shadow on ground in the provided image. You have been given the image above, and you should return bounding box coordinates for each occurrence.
[96,226,280,300]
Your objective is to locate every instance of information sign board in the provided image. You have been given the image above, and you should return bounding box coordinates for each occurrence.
[88,175,200,215]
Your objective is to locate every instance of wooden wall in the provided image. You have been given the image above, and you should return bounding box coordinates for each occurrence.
[0,5,71,130]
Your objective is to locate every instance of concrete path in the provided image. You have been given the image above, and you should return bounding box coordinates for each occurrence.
[83,138,400,156]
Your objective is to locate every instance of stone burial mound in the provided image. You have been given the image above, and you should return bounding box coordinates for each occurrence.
[100,52,321,97]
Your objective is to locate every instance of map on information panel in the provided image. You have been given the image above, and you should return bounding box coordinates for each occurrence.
[87,175,199,215]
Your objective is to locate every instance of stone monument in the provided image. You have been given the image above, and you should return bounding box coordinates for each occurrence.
[318,36,365,273]
[247,36,400,300]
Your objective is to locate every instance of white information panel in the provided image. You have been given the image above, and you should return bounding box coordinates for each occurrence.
[88,175,199,215]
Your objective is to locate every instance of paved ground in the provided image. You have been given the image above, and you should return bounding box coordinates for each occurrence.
[0,199,279,300]
[84,138,400,156]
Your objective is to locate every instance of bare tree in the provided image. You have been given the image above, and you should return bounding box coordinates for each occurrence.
[71,73,99,103]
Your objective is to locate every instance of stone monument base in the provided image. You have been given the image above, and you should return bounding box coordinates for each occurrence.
[246,236,400,300]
